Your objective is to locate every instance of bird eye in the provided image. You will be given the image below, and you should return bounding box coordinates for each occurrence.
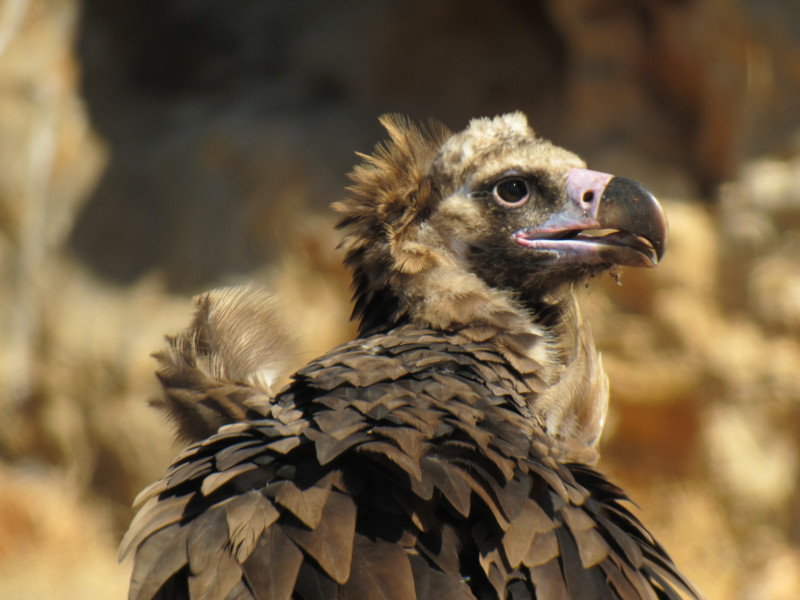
[493,178,530,207]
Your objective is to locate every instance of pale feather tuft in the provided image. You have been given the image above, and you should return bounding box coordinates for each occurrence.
[437,112,533,169]
[152,284,302,442]
[184,284,300,393]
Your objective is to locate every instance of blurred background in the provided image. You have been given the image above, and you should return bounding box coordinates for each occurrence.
[1,0,800,597]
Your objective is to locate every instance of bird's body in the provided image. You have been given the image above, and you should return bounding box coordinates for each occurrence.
[122,113,700,599]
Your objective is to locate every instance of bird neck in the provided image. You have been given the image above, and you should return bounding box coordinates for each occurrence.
[527,291,609,463]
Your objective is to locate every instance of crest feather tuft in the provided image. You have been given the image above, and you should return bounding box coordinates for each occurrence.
[333,115,452,334]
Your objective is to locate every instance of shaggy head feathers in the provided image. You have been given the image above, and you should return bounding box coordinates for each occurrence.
[333,115,451,334]
[334,112,585,336]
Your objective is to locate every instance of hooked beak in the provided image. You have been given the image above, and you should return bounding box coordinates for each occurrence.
[514,168,668,267]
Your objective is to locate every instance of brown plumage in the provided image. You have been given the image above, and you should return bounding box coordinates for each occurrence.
[121,113,701,599]
[150,284,300,444]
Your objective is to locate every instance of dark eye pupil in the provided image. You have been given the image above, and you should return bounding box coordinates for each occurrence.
[496,179,528,203]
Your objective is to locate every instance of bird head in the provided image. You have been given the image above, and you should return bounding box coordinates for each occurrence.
[336,113,667,336]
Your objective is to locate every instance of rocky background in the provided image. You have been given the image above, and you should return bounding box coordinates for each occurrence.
[1,0,800,597]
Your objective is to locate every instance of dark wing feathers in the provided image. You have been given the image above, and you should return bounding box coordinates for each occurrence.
[341,537,417,600]
[225,491,280,562]
[241,524,304,600]
[125,324,701,599]
[129,525,191,600]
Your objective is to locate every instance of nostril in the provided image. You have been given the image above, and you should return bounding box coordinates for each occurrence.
[582,191,594,204]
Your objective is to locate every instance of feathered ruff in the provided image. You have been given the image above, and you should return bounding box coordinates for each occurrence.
[333,115,452,335]
[152,284,301,443]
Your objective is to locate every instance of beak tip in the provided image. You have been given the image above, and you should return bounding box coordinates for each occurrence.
[601,176,669,267]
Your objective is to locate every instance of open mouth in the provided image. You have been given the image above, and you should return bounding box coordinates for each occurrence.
[514,227,659,267]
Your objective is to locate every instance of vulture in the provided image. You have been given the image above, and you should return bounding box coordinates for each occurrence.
[121,113,702,600]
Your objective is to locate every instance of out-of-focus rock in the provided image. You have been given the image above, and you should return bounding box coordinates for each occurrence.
[0,464,128,599]
[704,404,798,514]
